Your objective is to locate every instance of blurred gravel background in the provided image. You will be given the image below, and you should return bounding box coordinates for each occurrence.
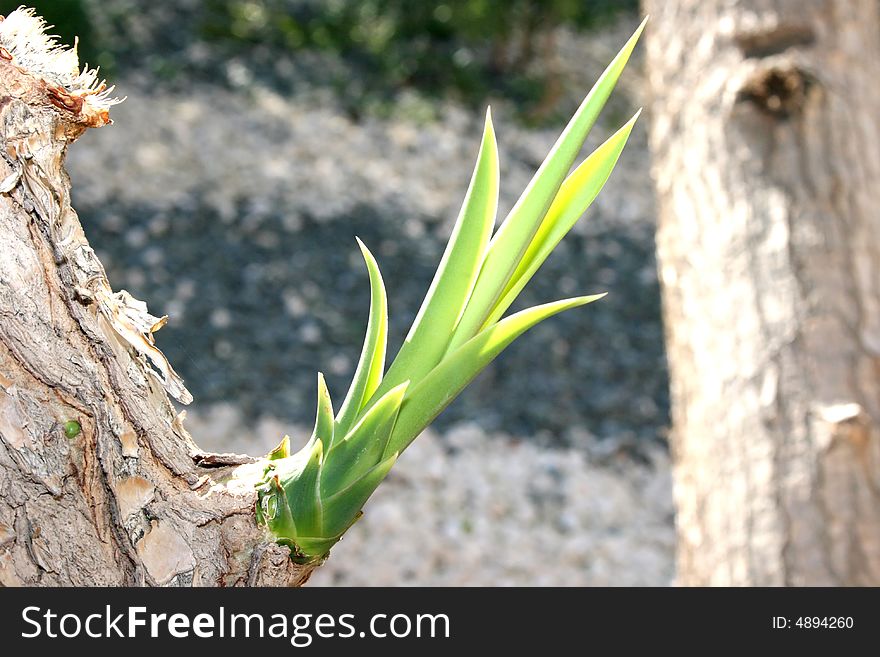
[51,2,673,585]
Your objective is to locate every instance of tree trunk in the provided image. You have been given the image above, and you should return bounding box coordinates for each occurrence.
[0,13,313,586]
[644,0,880,585]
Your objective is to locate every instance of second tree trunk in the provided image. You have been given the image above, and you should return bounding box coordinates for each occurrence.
[645,0,880,585]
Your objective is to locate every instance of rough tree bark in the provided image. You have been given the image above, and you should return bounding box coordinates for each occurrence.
[0,11,314,586]
[644,0,880,584]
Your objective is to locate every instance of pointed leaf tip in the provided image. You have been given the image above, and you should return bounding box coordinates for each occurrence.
[334,238,389,439]
[268,435,291,460]
[386,295,601,457]
[446,26,643,353]
[630,15,649,42]
[480,113,638,328]
[369,102,499,403]
[308,372,334,448]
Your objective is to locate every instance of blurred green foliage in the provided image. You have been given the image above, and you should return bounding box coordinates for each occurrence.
[2,0,637,118]
[200,0,636,113]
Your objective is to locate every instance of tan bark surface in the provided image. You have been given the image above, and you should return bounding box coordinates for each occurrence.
[645,0,880,584]
[0,37,313,586]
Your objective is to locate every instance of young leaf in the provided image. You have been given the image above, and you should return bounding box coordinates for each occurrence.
[333,239,389,438]
[258,21,647,561]
[267,435,291,460]
[307,373,335,449]
[370,108,499,403]
[446,17,647,353]
[385,295,605,458]
[279,439,324,537]
[321,381,408,497]
[482,111,640,328]
[322,452,398,537]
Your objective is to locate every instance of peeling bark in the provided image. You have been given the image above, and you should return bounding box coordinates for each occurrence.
[645,0,880,585]
[0,27,313,586]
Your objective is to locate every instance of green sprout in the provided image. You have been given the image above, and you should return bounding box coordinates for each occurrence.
[255,19,647,563]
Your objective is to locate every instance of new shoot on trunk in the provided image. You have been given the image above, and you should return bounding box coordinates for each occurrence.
[255,19,647,564]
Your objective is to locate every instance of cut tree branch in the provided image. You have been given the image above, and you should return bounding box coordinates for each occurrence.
[0,7,314,587]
